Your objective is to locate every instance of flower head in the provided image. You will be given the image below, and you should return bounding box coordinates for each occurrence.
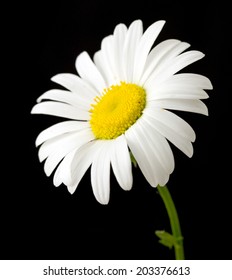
[31,20,212,204]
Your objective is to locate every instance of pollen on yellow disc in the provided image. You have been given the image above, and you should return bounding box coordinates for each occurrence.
[89,82,146,140]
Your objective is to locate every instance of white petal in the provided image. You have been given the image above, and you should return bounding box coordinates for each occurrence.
[155,73,213,91]
[148,98,208,115]
[53,161,63,187]
[142,40,179,71]
[31,101,90,120]
[142,40,190,86]
[51,73,98,99]
[53,148,77,187]
[75,51,106,93]
[96,35,119,86]
[36,89,91,109]
[133,20,165,82]
[93,39,119,88]
[147,73,212,101]
[141,118,174,174]
[38,128,94,163]
[122,20,143,82]
[93,51,112,87]
[140,39,180,85]
[66,141,99,193]
[144,107,196,141]
[91,141,111,204]
[125,119,169,187]
[145,50,204,90]
[42,128,95,176]
[143,109,194,157]
[110,135,133,190]
[112,23,127,81]
[35,121,90,147]
[162,50,205,78]
[148,87,209,100]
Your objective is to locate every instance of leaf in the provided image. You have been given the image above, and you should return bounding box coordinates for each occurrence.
[155,230,180,249]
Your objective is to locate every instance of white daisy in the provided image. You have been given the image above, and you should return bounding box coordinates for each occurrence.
[31,19,212,204]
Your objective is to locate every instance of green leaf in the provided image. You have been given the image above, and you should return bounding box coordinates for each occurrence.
[155,230,181,249]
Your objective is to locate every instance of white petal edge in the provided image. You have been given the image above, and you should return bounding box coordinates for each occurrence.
[145,50,205,90]
[53,148,77,187]
[51,73,98,99]
[147,87,209,101]
[133,20,165,83]
[154,73,213,91]
[139,117,175,174]
[141,40,190,86]
[144,107,196,141]
[139,39,180,85]
[35,121,90,147]
[94,35,120,86]
[36,89,92,110]
[112,22,127,81]
[66,141,99,193]
[142,109,194,157]
[122,20,143,82]
[38,128,94,162]
[91,141,111,204]
[147,73,212,101]
[110,135,133,190]
[42,128,95,176]
[147,98,208,115]
[125,119,169,187]
[75,51,106,93]
[31,101,90,120]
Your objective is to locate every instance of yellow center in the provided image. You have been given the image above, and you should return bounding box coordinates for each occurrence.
[89,82,146,140]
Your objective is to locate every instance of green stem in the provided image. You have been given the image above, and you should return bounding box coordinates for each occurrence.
[157,185,185,260]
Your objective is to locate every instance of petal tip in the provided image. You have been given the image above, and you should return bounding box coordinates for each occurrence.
[158,19,166,26]
[30,105,36,114]
[67,186,76,194]
[98,199,109,205]
[207,79,213,90]
[50,74,58,83]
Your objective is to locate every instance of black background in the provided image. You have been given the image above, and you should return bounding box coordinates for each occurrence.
[2,0,231,260]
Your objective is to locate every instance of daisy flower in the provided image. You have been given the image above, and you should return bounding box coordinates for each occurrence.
[31,19,212,204]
